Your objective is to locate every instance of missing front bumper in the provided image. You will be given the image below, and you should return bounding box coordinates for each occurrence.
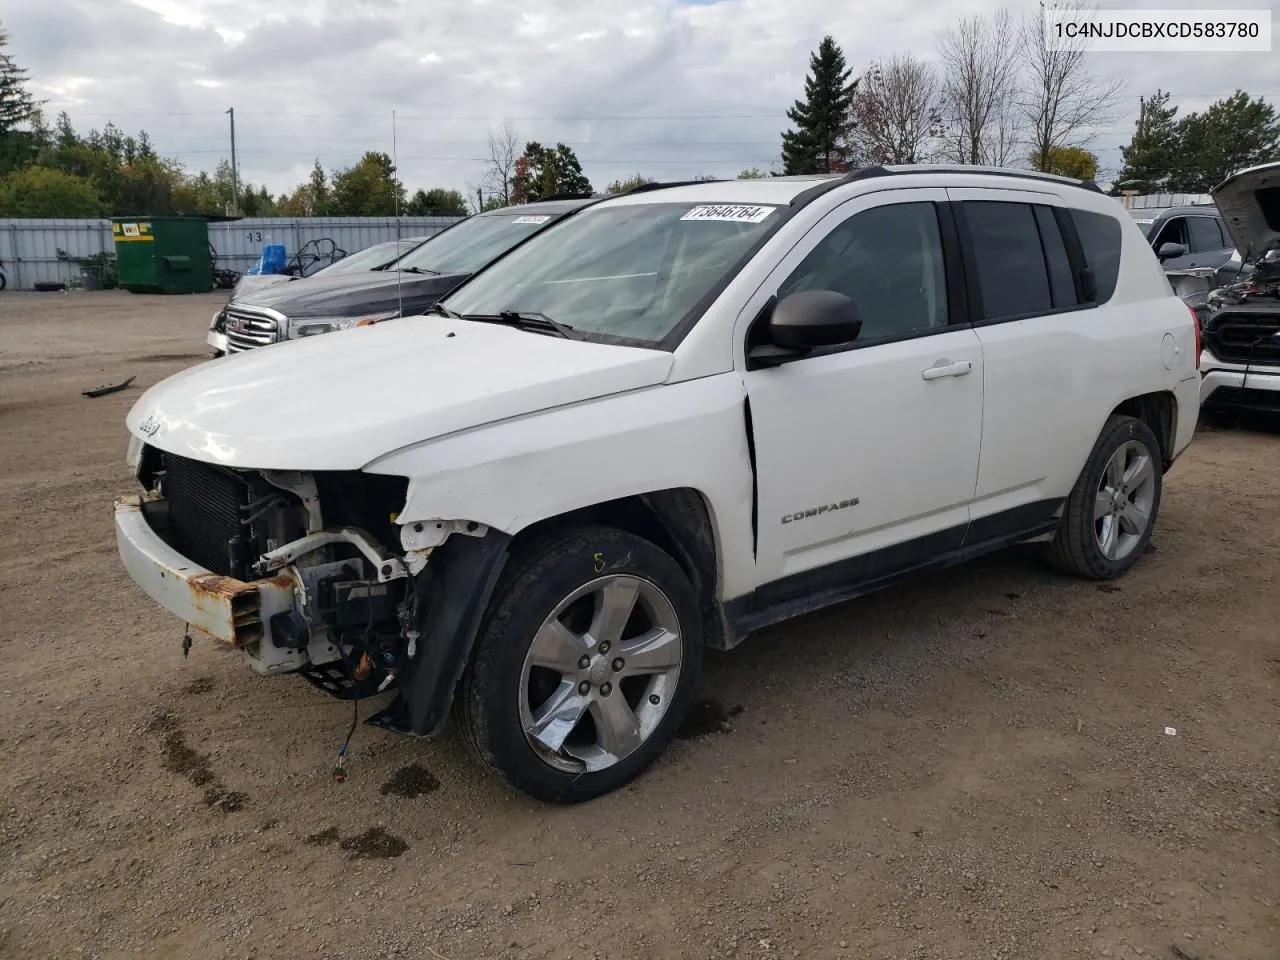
[114,495,301,672]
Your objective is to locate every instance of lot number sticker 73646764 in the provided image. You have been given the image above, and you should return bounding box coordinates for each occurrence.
[680,204,777,223]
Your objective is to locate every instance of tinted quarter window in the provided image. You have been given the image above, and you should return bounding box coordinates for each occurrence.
[778,202,949,340]
[1070,209,1122,303]
[1033,206,1078,308]
[1188,216,1224,253]
[963,201,1052,321]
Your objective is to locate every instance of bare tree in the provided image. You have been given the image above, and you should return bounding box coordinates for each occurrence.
[848,54,943,165]
[936,11,1021,166]
[481,121,519,206]
[1018,0,1122,172]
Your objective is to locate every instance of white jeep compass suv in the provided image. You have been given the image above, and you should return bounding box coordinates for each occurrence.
[115,166,1201,803]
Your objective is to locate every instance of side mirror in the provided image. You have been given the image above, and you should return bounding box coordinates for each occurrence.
[771,290,863,347]
[1157,242,1187,260]
[748,290,863,368]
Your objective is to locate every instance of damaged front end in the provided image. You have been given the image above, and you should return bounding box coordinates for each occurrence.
[116,445,506,736]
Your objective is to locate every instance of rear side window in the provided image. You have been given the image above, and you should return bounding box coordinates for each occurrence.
[1189,216,1225,252]
[963,201,1053,320]
[1070,209,1122,303]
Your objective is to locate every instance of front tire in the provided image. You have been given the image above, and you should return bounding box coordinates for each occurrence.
[457,525,703,803]
[1046,414,1163,580]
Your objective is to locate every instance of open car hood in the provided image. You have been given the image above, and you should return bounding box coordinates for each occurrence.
[1211,161,1280,257]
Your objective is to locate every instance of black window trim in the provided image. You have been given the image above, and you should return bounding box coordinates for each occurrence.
[745,197,975,366]
[952,199,1098,328]
[1033,205,1077,310]
[1053,205,1092,304]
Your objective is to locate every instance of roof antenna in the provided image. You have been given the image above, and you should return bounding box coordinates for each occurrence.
[393,108,403,319]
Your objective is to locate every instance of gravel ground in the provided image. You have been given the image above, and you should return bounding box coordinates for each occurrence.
[1,290,1277,960]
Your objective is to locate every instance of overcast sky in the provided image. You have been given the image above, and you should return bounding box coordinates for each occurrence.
[6,0,1280,198]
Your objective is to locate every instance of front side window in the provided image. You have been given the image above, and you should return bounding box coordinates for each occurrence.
[443,202,781,346]
[396,212,562,275]
[777,201,949,340]
[1153,217,1188,250]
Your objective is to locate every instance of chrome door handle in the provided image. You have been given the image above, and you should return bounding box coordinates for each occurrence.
[921,360,973,381]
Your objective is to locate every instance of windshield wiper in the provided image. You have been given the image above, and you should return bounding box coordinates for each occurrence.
[460,311,581,340]
[397,266,439,275]
[427,302,464,321]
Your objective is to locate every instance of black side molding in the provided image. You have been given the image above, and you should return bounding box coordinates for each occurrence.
[720,498,1065,647]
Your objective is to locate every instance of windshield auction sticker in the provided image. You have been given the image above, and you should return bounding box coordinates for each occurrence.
[512,215,552,224]
[680,204,778,224]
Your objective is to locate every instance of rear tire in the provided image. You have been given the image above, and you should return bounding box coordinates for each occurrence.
[1046,415,1162,580]
[457,525,703,804]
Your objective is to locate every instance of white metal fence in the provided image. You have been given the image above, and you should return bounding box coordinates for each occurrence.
[1119,193,1213,210]
[0,216,464,291]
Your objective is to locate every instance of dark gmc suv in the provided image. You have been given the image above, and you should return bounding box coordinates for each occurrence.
[1138,205,1236,274]
[212,195,596,353]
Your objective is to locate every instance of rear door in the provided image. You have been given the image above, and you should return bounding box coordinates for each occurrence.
[947,188,1101,534]
[1186,214,1233,269]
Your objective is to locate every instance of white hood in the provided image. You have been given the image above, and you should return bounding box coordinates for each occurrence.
[1211,161,1280,257]
[126,316,674,471]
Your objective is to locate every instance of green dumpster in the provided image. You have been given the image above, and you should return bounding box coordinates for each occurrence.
[112,216,213,294]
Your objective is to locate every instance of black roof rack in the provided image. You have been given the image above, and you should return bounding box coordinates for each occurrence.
[788,164,1103,210]
[624,179,727,195]
[529,192,596,203]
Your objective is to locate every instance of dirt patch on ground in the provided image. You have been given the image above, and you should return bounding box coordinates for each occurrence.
[1,292,1277,959]
[146,705,246,811]
[338,827,409,860]
[676,697,745,739]
[380,763,441,798]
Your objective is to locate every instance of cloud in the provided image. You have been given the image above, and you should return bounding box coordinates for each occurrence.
[5,0,1279,195]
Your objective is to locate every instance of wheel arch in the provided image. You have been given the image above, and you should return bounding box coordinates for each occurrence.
[1110,390,1177,470]
[509,487,730,651]
[370,486,729,740]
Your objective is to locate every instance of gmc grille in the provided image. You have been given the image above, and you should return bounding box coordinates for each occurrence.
[224,305,282,353]
[160,453,253,578]
[1205,308,1280,366]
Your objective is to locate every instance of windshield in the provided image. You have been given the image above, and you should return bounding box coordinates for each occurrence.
[442,201,781,346]
[1134,219,1155,237]
[394,211,562,275]
[312,239,427,277]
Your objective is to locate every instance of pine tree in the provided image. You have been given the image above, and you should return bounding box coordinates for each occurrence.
[1114,90,1179,193]
[0,23,40,134]
[1169,91,1280,193]
[780,36,856,175]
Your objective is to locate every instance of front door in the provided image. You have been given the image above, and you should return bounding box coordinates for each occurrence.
[741,190,984,597]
